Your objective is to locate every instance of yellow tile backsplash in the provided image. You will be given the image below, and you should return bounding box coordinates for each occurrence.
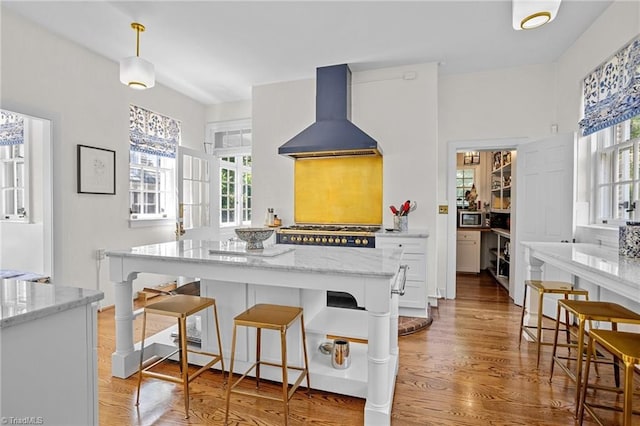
[294,156,382,225]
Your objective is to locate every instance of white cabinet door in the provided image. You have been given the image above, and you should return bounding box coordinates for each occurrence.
[456,230,480,273]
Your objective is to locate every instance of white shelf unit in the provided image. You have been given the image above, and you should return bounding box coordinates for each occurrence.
[488,228,510,290]
[490,151,512,213]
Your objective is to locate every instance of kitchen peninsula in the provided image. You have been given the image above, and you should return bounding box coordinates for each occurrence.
[107,240,404,425]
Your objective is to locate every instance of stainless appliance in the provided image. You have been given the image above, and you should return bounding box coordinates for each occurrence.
[276,225,379,248]
[459,210,485,228]
[277,225,380,309]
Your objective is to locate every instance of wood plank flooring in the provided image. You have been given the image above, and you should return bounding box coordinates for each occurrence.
[97,272,638,425]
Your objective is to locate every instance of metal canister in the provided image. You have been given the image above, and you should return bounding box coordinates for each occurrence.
[331,339,351,369]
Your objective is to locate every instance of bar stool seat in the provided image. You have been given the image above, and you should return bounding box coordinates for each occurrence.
[135,294,225,419]
[550,300,640,417]
[579,329,640,426]
[224,303,311,426]
[519,280,589,367]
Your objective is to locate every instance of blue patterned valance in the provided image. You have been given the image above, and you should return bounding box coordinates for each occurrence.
[129,105,180,158]
[579,35,640,136]
[0,110,24,146]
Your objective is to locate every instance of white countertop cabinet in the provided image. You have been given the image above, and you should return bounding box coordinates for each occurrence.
[376,230,429,317]
[0,280,104,425]
[107,240,404,426]
[456,230,481,274]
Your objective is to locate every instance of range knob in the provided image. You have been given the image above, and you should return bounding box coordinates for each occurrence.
[321,237,327,243]
[341,238,347,244]
[303,236,309,242]
[328,238,334,243]
[296,236,302,242]
[362,239,369,246]
[315,237,321,243]
[355,239,361,245]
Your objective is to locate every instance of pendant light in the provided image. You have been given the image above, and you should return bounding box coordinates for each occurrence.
[119,22,155,90]
[512,0,561,30]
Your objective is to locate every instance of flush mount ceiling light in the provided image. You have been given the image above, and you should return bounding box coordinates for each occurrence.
[512,0,561,30]
[119,22,155,90]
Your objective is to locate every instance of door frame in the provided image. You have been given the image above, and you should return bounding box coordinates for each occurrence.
[446,137,527,300]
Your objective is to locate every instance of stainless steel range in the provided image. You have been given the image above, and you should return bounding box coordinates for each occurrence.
[276,225,380,248]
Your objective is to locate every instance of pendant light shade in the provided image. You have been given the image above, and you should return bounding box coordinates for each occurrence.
[120,22,155,89]
[512,0,561,30]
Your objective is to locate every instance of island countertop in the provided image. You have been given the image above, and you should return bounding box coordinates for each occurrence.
[107,239,403,278]
[0,279,104,328]
[106,239,404,425]
[522,242,640,302]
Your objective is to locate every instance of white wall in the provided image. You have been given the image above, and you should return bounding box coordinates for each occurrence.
[252,63,440,299]
[1,8,207,306]
[559,0,640,245]
[206,100,251,123]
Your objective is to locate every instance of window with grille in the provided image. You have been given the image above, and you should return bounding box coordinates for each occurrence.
[456,169,475,208]
[129,105,180,221]
[0,110,28,221]
[206,119,252,227]
[592,116,640,223]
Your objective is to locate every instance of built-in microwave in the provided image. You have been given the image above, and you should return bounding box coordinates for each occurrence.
[459,210,485,228]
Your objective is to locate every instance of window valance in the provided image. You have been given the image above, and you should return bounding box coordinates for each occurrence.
[0,110,24,146]
[579,35,640,136]
[129,105,180,158]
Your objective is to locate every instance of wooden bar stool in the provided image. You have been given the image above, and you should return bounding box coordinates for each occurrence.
[579,329,640,426]
[519,280,589,367]
[549,300,640,417]
[224,304,311,425]
[135,295,225,419]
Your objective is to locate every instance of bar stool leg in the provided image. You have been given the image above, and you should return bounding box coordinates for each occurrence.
[177,317,190,419]
[518,285,528,348]
[623,358,633,425]
[549,303,562,382]
[578,334,594,425]
[135,310,148,407]
[535,290,544,367]
[256,327,262,389]
[280,327,289,426]
[573,317,587,417]
[612,322,621,388]
[224,323,238,425]
[212,302,226,384]
[300,314,311,396]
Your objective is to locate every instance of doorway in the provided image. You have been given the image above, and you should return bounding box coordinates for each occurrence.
[446,138,526,301]
[0,110,53,278]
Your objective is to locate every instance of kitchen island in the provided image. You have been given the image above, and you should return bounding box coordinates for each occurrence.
[107,240,404,425]
[0,279,103,425]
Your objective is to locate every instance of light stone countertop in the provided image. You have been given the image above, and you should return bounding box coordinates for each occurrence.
[0,279,104,328]
[107,239,403,279]
[376,228,429,238]
[522,242,640,301]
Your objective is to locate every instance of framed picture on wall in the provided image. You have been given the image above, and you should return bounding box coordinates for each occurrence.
[77,144,116,194]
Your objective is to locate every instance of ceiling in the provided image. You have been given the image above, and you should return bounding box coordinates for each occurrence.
[3,1,611,105]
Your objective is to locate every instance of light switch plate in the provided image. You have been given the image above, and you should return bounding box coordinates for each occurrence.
[438,205,448,214]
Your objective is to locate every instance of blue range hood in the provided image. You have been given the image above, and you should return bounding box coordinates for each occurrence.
[278,64,382,159]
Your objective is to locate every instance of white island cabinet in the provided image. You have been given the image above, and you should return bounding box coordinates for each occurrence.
[376,230,429,317]
[107,240,404,425]
[0,279,103,426]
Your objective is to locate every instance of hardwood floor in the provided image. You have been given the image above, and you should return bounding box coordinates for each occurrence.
[97,272,637,425]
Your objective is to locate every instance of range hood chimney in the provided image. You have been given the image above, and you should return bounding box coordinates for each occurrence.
[278,64,382,159]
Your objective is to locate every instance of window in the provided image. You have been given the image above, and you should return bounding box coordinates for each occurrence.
[129,105,180,221]
[206,119,252,227]
[592,115,640,223]
[456,168,475,208]
[0,110,28,221]
[220,155,252,227]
